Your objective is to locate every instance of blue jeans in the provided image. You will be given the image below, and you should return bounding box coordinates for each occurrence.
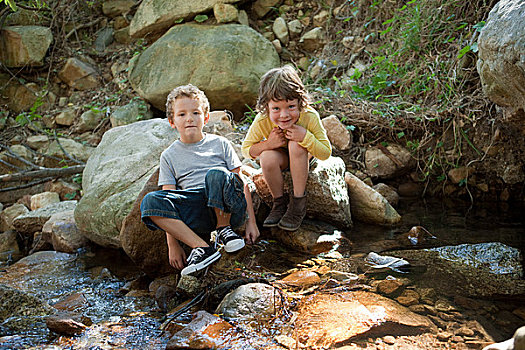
[140,167,247,239]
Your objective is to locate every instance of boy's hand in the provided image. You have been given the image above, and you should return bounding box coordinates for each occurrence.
[284,124,306,142]
[244,220,260,245]
[265,127,287,149]
[168,240,187,270]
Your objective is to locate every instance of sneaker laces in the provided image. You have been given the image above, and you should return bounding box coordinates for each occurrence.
[186,247,205,264]
[218,226,238,242]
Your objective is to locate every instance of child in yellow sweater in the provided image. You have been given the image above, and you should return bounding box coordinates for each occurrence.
[241,66,331,231]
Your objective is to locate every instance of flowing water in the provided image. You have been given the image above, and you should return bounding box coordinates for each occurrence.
[0,198,523,349]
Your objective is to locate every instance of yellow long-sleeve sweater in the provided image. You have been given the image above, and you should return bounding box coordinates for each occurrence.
[241,106,332,160]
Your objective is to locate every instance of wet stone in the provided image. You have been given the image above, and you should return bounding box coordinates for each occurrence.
[45,312,90,336]
[166,310,235,350]
[277,270,321,288]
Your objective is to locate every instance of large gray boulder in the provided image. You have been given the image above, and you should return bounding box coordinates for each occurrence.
[128,23,279,118]
[0,26,53,67]
[477,0,525,119]
[129,0,241,38]
[74,119,177,248]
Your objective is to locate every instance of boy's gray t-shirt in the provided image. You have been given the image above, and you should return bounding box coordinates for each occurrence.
[158,133,242,190]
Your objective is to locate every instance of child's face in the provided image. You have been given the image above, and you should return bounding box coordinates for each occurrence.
[168,97,209,143]
[268,99,300,130]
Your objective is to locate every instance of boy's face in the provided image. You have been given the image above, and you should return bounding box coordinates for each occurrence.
[168,97,209,143]
[268,99,300,130]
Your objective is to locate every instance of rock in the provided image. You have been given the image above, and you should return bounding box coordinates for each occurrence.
[30,191,60,210]
[77,109,103,132]
[0,284,55,332]
[42,210,87,253]
[94,27,114,52]
[216,283,281,321]
[276,270,320,288]
[114,26,132,44]
[0,26,53,67]
[110,99,153,128]
[0,144,33,173]
[237,10,249,26]
[345,172,401,226]
[26,135,50,150]
[213,3,238,23]
[0,231,22,263]
[322,115,352,151]
[12,201,77,235]
[128,23,279,119]
[365,144,414,179]
[392,243,525,298]
[0,203,29,231]
[270,219,341,254]
[288,19,302,38]
[129,0,241,38]
[477,0,525,119]
[166,310,236,350]
[58,58,100,90]
[45,312,89,336]
[273,17,289,45]
[52,293,89,312]
[120,169,172,275]
[448,166,474,184]
[44,179,81,201]
[277,156,352,228]
[502,164,525,185]
[294,291,436,348]
[377,279,404,295]
[102,0,136,18]
[76,119,177,249]
[252,0,281,18]
[299,27,324,51]
[396,289,420,306]
[55,109,76,126]
[176,274,201,296]
[43,138,94,168]
[372,183,399,207]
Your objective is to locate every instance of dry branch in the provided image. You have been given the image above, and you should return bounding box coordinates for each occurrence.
[0,165,85,183]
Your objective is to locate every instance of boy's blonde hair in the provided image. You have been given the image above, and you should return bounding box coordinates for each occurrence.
[256,65,310,115]
[165,84,210,121]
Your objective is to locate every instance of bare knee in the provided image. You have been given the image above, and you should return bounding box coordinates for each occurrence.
[260,150,286,171]
[288,141,307,157]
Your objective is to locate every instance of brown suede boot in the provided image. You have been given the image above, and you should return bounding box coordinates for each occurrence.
[278,194,307,231]
[263,195,289,227]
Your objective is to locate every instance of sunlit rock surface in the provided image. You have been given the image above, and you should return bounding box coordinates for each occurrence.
[294,291,436,348]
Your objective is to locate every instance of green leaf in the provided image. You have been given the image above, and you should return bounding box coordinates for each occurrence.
[174,18,184,24]
[457,45,471,59]
[473,21,485,32]
[397,131,405,138]
[194,14,208,23]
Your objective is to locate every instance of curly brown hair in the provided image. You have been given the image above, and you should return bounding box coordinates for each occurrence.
[165,84,210,121]
[256,65,310,115]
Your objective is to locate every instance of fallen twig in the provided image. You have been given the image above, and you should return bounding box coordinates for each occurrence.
[0,165,85,183]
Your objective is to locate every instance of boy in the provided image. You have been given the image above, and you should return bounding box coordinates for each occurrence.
[141,84,259,276]
[241,66,331,231]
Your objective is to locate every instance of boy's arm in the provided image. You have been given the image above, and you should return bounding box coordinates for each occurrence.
[162,185,176,190]
[231,167,260,244]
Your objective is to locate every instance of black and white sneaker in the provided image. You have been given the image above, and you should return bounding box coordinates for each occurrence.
[181,246,221,276]
[215,226,245,253]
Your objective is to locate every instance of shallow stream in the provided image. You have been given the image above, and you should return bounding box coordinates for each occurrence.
[0,198,523,349]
